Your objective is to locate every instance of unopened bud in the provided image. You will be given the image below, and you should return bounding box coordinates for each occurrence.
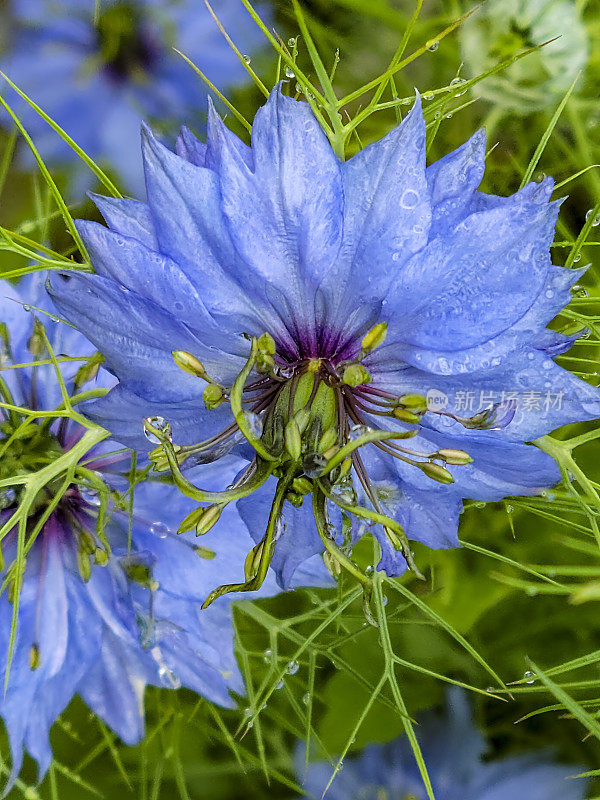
[79,529,96,555]
[420,462,454,484]
[203,383,224,410]
[257,332,276,354]
[294,408,311,434]
[319,428,338,453]
[172,350,210,379]
[437,448,473,465]
[361,322,387,353]
[292,476,312,495]
[392,407,421,424]
[195,504,222,536]
[342,363,372,387]
[27,319,45,358]
[398,393,427,412]
[29,643,40,670]
[285,419,302,461]
[195,546,216,559]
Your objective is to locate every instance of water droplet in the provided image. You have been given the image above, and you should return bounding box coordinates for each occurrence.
[288,37,297,47]
[427,41,439,52]
[422,91,435,101]
[80,486,101,507]
[151,646,181,689]
[534,171,546,183]
[524,670,535,684]
[449,77,467,96]
[287,659,299,675]
[244,412,263,438]
[349,424,372,441]
[382,595,389,607]
[506,504,514,514]
[143,416,172,444]
[302,453,327,478]
[263,648,273,663]
[275,680,284,690]
[545,289,554,299]
[365,565,374,576]
[242,54,251,65]
[302,692,310,705]
[22,304,31,312]
[586,209,600,227]
[571,284,588,298]
[49,314,60,323]
[573,252,582,263]
[243,706,253,718]
[285,65,295,79]
[445,112,453,119]
[150,522,169,539]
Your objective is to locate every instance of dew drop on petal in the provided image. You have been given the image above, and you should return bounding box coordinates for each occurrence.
[150,522,169,539]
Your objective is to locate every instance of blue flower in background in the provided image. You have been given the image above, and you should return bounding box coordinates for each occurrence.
[294,689,588,800]
[48,86,599,601]
[0,273,317,787]
[0,0,267,193]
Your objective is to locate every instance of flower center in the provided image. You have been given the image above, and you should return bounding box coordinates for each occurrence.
[95,3,159,83]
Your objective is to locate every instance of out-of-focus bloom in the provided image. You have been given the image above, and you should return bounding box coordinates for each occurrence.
[459,0,588,111]
[0,0,267,192]
[294,689,588,800]
[49,86,599,603]
[0,273,310,787]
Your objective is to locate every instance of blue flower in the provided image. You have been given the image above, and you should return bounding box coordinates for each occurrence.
[0,273,299,787]
[48,87,599,600]
[294,689,588,800]
[1,0,267,193]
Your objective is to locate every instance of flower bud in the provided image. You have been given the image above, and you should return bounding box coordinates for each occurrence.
[342,363,372,387]
[74,351,104,387]
[294,407,311,434]
[195,504,222,536]
[77,549,92,582]
[420,462,454,484]
[319,427,338,453]
[292,476,312,495]
[361,322,388,353]
[94,546,109,565]
[285,491,304,507]
[178,505,206,534]
[437,448,473,465]
[244,540,264,581]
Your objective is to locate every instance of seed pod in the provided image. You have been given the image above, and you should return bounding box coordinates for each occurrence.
[285,419,302,461]
[319,427,338,453]
[178,505,206,534]
[323,551,342,577]
[420,461,454,484]
[398,393,428,412]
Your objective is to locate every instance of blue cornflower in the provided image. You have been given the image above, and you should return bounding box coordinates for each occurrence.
[294,689,588,800]
[0,273,305,787]
[48,86,599,604]
[1,0,266,192]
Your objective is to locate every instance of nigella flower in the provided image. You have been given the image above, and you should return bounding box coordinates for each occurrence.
[459,0,588,111]
[48,86,599,606]
[0,0,267,192]
[0,273,303,787]
[294,689,588,800]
